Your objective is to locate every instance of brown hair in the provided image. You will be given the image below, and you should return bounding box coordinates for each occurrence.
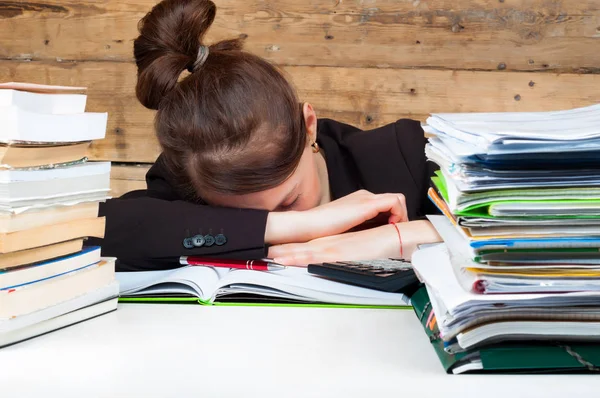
[133,0,306,200]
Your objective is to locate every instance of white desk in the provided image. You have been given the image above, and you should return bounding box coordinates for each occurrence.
[1,304,598,397]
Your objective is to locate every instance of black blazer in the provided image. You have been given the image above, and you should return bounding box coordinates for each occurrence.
[90,118,439,271]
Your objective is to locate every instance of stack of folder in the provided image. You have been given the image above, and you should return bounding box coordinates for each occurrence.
[410,104,600,373]
[0,82,118,348]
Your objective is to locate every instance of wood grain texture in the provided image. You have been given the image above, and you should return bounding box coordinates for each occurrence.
[1,0,599,71]
[110,164,150,197]
[3,59,599,162]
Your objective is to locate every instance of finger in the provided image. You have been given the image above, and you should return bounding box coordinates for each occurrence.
[388,207,408,224]
[388,213,404,224]
[370,193,407,223]
[392,194,408,222]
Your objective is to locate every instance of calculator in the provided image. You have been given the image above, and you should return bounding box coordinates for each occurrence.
[307,258,420,293]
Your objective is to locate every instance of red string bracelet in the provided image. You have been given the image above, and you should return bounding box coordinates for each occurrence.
[390,222,403,259]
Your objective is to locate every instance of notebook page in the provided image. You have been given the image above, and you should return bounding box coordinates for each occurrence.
[430,136,482,159]
[437,114,600,138]
[124,283,199,297]
[427,117,493,147]
[433,104,600,121]
[116,266,221,300]
[429,105,600,141]
[214,266,409,305]
[214,284,307,301]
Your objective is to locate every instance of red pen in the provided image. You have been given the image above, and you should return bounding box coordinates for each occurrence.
[179,256,285,271]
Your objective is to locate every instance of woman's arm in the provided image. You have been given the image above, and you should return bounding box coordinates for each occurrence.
[95,190,410,271]
[265,189,408,244]
[96,196,270,271]
[267,220,442,266]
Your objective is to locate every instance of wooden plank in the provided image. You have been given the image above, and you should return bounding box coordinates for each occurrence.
[110,164,150,197]
[1,0,599,71]
[2,59,600,162]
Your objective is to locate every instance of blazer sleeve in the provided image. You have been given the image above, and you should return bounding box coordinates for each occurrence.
[90,195,269,271]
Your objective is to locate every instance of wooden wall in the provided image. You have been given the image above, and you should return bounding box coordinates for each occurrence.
[2,0,599,196]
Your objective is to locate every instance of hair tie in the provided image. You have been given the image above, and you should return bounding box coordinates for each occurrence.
[188,45,210,73]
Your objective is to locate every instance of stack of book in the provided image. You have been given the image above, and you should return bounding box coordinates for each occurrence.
[411,104,600,373]
[0,82,118,348]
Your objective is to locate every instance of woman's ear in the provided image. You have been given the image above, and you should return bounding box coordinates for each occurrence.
[302,102,318,144]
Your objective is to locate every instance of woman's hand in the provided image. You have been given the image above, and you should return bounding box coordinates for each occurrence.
[268,220,442,266]
[265,190,408,245]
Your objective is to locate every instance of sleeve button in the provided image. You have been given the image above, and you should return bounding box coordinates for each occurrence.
[215,234,227,246]
[192,234,206,247]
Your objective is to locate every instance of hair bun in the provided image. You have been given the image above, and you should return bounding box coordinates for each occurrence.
[133,0,217,110]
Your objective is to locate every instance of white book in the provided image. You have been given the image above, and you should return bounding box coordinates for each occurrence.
[117,265,410,306]
[0,106,107,143]
[0,258,116,318]
[0,247,101,289]
[0,192,109,214]
[0,162,110,206]
[0,201,100,233]
[0,295,118,348]
[0,161,110,183]
[0,280,118,330]
[0,89,87,114]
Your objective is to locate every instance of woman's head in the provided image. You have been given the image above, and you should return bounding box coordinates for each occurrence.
[134,0,324,211]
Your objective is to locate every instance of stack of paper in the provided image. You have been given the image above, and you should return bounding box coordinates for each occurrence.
[425,104,600,274]
[0,82,118,348]
[409,104,600,373]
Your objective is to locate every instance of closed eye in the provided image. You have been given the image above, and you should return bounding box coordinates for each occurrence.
[278,195,300,211]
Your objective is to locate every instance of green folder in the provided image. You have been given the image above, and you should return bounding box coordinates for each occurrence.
[432,172,600,219]
[411,286,600,374]
[474,247,600,263]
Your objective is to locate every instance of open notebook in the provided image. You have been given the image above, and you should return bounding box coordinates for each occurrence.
[117,266,411,308]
